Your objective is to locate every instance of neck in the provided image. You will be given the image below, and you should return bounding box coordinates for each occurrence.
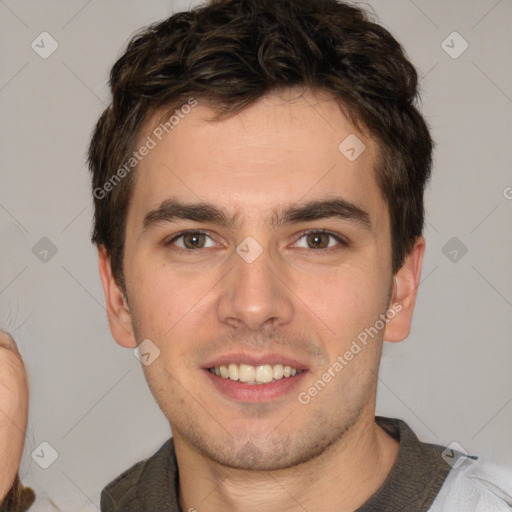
[174,412,400,512]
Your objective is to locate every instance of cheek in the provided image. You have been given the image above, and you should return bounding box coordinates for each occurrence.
[129,258,203,334]
[128,260,216,369]
[297,263,385,334]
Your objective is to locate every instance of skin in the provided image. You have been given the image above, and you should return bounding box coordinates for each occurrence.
[0,331,29,501]
[99,87,425,511]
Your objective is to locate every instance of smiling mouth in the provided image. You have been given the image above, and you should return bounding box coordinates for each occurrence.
[208,362,305,385]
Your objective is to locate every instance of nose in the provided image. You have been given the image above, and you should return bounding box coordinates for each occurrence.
[216,243,294,332]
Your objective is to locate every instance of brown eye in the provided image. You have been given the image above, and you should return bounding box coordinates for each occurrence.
[168,231,215,250]
[182,232,206,249]
[306,232,330,249]
[293,230,347,250]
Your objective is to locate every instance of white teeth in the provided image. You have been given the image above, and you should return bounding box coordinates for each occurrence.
[228,363,239,381]
[255,364,273,383]
[239,364,256,383]
[273,364,284,379]
[209,363,303,384]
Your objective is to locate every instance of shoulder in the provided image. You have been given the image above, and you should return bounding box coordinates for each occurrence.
[100,459,146,512]
[429,455,512,512]
[100,437,175,512]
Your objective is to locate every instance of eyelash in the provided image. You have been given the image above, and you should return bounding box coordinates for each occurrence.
[165,229,349,252]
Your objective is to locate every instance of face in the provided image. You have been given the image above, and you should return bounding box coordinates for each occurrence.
[100,88,422,471]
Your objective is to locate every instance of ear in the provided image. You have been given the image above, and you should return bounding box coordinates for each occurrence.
[383,236,425,343]
[97,246,137,348]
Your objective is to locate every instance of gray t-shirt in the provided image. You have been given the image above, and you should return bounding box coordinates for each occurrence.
[100,416,455,512]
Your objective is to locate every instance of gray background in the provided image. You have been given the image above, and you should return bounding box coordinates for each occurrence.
[1,0,511,510]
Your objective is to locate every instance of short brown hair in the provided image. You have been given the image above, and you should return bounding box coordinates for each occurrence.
[88,0,433,290]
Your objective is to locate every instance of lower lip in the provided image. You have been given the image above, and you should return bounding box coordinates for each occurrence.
[203,369,308,403]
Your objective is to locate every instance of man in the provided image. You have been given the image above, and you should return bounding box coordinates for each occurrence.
[2,0,511,510]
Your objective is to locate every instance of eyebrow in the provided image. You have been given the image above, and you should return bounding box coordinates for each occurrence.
[141,197,372,234]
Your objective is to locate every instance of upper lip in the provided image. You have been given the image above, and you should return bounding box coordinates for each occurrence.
[203,352,309,371]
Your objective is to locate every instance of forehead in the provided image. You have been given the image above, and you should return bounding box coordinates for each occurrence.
[127,88,386,229]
